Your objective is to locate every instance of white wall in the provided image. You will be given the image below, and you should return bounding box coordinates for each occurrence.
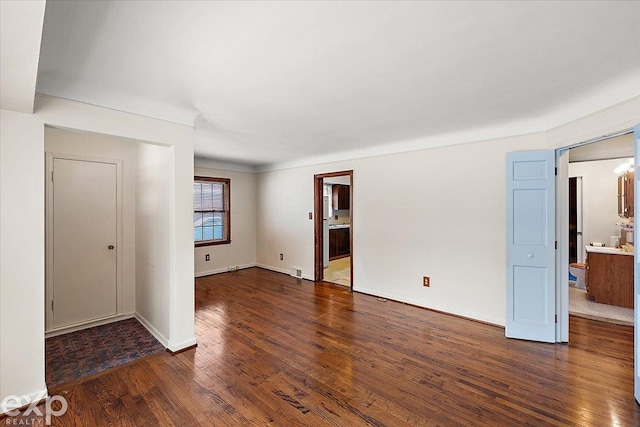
[34,95,196,353]
[255,98,640,327]
[0,95,196,413]
[257,133,546,325]
[194,166,257,277]
[45,126,137,316]
[257,166,316,278]
[136,143,172,342]
[569,159,624,251]
[547,97,640,150]
[0,110,47,410]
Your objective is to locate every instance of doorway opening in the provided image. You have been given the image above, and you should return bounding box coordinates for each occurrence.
[568,176,583,265]
[43,126,168,388]
[557,130,635,339]
[314,171,353,288]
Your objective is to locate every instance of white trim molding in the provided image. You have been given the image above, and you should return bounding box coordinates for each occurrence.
[45,312,135,338]
[166,337,198,353]
[195,263,256,278]
[256,264,314,281]
[135,313,170,348]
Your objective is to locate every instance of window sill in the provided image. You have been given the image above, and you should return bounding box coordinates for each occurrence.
[195,239,231,247]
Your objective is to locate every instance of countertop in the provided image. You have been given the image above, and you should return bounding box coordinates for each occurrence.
[586,245,634,256]
[328,224,350,229]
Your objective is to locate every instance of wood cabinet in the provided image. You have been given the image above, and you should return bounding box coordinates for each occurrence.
[625,171,634,218]
[618,171,634,218]
[329,227,350,260]
[332,185,350,210]
[585,251,633,309]
[617,175,623,216]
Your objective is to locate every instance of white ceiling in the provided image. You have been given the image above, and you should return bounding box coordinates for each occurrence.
[36,1,640,169]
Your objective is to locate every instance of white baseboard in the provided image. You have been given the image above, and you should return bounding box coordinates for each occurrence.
[167,337,197,353]
[195,263,256,278]
[256,263,289,275]
[1,387,48,415]
[134,313,197,353]
[354,286,504,327]
[45,312,135,338]
[256,263,314,281]
[134,313,169,348]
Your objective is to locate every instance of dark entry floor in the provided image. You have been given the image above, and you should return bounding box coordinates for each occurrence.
[46,318,164,387]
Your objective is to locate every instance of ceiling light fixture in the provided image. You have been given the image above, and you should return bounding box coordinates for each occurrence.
[615,163,630,174]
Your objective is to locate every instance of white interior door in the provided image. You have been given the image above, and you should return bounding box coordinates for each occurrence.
[506,150,556,343]
[634,123,640,404]
[51,158,118,329]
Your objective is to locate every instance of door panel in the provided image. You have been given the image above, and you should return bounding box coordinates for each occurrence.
[513,266,547,322]
[52,158,117,329]
[506,150,556,343]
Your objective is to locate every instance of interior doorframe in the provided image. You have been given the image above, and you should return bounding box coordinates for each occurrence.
[555,128,635,342]
[45,152,124,333]
[313,170,353,288]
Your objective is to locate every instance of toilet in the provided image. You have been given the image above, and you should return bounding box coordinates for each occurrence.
[569,263,586,290]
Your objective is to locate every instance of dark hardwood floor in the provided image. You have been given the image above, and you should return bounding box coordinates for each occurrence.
[6,267,640,425]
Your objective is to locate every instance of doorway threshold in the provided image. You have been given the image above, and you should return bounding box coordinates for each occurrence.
[569,287,633,326]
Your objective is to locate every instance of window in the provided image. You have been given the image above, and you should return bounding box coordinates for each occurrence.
[193,177,230,246]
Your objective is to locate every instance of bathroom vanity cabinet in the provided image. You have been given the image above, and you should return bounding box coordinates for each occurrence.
[585,249,633,309]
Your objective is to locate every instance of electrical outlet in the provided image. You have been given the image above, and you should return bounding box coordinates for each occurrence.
[280,253,283,260]
[423,276,430,287]
[205,254,210,261]
[308,212,313,220]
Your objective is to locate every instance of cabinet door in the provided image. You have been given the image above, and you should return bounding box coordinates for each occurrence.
[587,252,633,308]
[335,229,343,256]
[626,171,634,218]
[585,253,590,294]
[618,175,624,217]
[345,228,351,255]
[329,230,337,259]
[339,186,350,209]
[332,185,351,210]
[332,185,340,210]
[341,228,349,255]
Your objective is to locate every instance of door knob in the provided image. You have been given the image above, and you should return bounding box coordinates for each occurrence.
[108,245,115,250]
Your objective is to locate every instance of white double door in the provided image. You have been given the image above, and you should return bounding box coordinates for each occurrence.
[506,150,556,343]
[47,156,119,331]
[507,124,640,404]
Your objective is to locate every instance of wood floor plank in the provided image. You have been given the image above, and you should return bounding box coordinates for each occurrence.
[5,267,640,426]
